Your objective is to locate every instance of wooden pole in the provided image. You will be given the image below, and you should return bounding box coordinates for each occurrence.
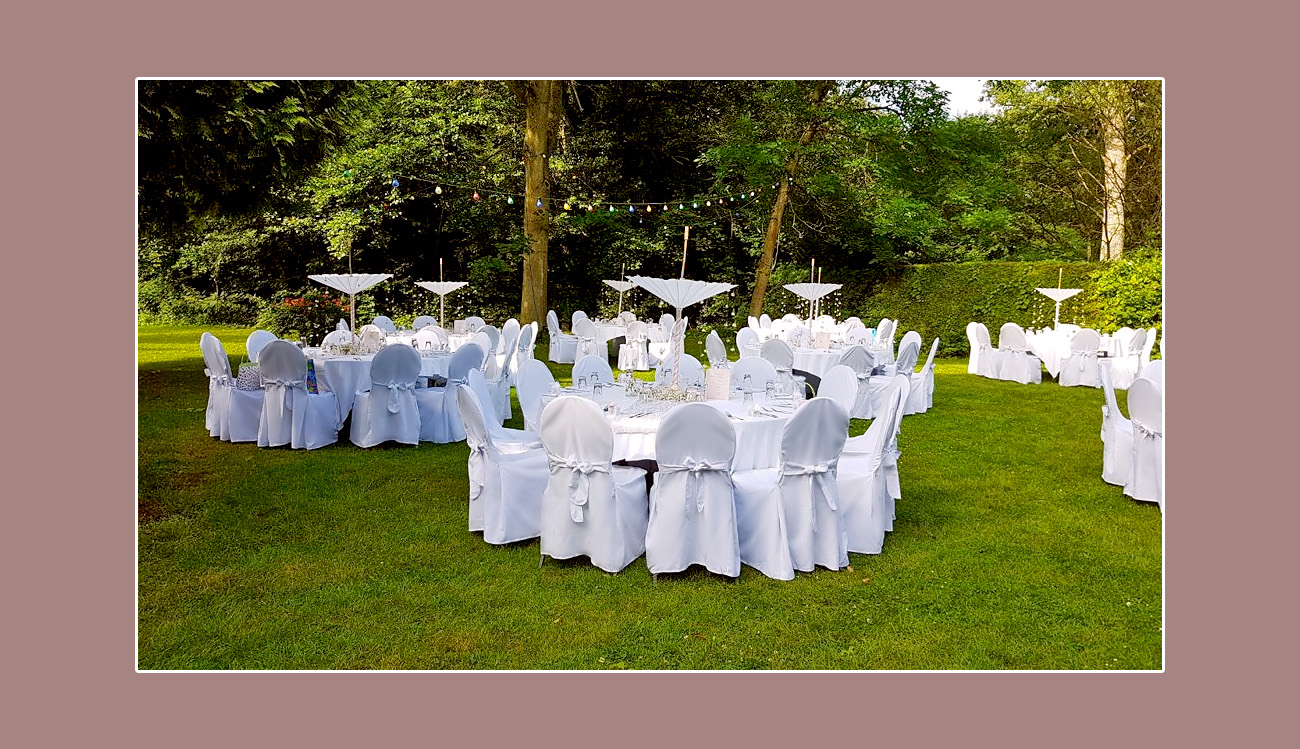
[680,226,690,279]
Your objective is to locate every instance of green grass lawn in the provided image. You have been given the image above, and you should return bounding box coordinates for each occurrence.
[138,324,1161,670]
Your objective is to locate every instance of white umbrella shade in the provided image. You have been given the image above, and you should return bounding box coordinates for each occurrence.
[603,279,636,316]
[1035,287,1084,327]
[414,281,470,328]
[309,273,392,333]
[783,282,843,319]
[627,276,736,320]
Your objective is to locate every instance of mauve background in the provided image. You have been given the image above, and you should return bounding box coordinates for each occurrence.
[8,0,1291,744]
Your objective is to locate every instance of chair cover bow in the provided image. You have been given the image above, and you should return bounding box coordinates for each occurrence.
[466,442,486,501]
[658,457,730,515]
[376,380,415,414]
[782,459,839,526]
[264,377,304,420]
[550,456,609,523]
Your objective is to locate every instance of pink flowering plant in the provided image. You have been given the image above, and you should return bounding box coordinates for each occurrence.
[258,287,351,344]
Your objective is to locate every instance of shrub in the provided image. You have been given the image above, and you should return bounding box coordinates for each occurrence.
[256,288,351,344]
[140,288,265,326]
[1084,249,1163,353]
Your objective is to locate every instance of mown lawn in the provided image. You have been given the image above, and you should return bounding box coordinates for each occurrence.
[138,324,1161,670]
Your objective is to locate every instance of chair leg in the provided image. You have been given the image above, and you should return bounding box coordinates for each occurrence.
[539,554,544,569]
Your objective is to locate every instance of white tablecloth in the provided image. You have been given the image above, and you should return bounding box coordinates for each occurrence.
[304,349,451,422]
[1025,329,1118,378]
[791,347,843,379]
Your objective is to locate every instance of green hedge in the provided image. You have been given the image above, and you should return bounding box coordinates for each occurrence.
[821,259,1162,357]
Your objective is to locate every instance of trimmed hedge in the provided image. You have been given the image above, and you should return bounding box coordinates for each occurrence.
[820,260,1161,357]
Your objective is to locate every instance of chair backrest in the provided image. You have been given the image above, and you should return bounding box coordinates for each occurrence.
[470,331,493,360]
[899,330,922,355]
[843,317,863,332]
[780,397,848,471]
[1070,328,1101,353]
[321,329,358,348]
[729,356,779,389]
[748,315,760,331]
[358,324,386,349]
[1127,378,1163,436]
[572,309,589,327]
[413,315,437,331]
[1113,327,1136,355]
[837,344,874,376]
[546,310,562,336]
[572,355,615,386]
[516,323,536,358]
[573,317,596,339]
[200,332,233,380]
[818,365,859,414]
[368,344,421,387]
[736,327,760,353]
[656,353,705,388]
[760,338,795,370]
[1098,359,1124,419]
[466,367,506,425]
[647,324,668,343]
[464,316,486,333]
[501,318,521,346]
[876,375,911,453]
[1126,328,1147,359]
[516,358,557,430]
[626,320,647,341]
[246,330,277,363]
[371,315,396,333]
[414,327,441,349]
[479,325,500,354]
[894,339,921,374]
[655,403,736,478]
[620,311,636,324]
[540,395,615,478]
[1141,327,1158,363]
[998,323,1026,351]
[974,323,992,348]
[920,337,941,372]
[966,322,980,349]
[785,325,810,348]
[781,314,801,323]
[337,319,350,331]
[455,382,492,454]
[759,313,773,329]
[659,313,675,330]
[448,342,485,381]
[1138,359,1164,388]
[258,339,308,384]
[705,330,728,366]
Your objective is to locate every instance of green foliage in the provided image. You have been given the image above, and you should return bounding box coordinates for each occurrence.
[140,289,266,327]
[1085,249,1163,339]
[255,288,351,344]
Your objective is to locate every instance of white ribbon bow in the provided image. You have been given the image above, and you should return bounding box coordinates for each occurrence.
[466,441,486,501]
[782,459,838,532]
[264,377,304,420]
[658,457,730,516]
[376,381,414,414]
[550,456,609,523]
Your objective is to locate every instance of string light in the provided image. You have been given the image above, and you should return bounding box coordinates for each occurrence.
[434,185,442,195]
[392,179,400,187]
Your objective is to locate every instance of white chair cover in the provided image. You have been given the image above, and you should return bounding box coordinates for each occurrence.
[358,324,386,350]
[655,353,705,389]
[371,315,397,333]
[659,313,675,330]
[349,344,422,447]
[837,375,910,554]
[620,311,636,324]
[759,313,773,330]
[1138,359,1164,388]
[733,397,849,580]
[973,323,999,379]
[966,322,982,375]
[538,397,649,573]
[516,358,557,433]
[413,327,441,351]
[1140,327,1158,366]
[748,315,760,332]
[457,385,549,544]
[414,342,484,443]
[573,317,598,359]
[837,344,876,419]
[321,328,359,348]
[464,316,486,333]
[618,320,650,371]
[1110,328,1146,390]
[905,337,941,415]
[256,340,341,450]
[735,327,760,356]
[466,368,540,447]
[336,319,350,331]
[729,356,779,391]
[571,310,589,331]
[413,315,437,331]
[1113,327,1136,356]
[898,331,922,360]
[1123,378,1163,509]
[1098,359,1134,487]
[705,329,729,367]
[546,310,577,364]
[843,374,911,532]
[759,338,795,371]
[817,365,859,416]
[200,333,233,438]
[996,323,1042,385]
[246,330,277,364]
[870,319,896,365]
[646,403,740,577]
[572,355,615,387]
[479,324,501,358]
[1058,329,1101,388]
[516,322,537,364]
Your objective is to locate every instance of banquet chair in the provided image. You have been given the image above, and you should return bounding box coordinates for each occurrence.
[1140,327,1158,366]
[837,375,910,554]
[538,396,650,573]
[412,315,437,331]
[1110,328,1147,390]
[996,323,1042,385]
[371,315,397,333]
[572,355,615,388]
[496,319,521,373]
[735,327,760,358]
[759,313,773,331]
[200,333,232,438]
[837,344,876,418]
[655,353,706,389]
[733,397,850,580]
[897,331,922,362]
[349,344,422,448]
[617,321,651,371]
[760,338,795,371]
[321,328,359,349]
[844,374,911,531]
[705,329,729,367]
[972,323,999,379]
[729,356,780,392]
[415,342,484,443]
[659,313,675,330]
[1098,360,1134,487]
[456,384,549,545]
[862,340,918,417]
[1123,378,1164,509]
[470,331,498,378]
[203,334,263,443]
[572,310,589,331]
[1058,329,1102,388]
[358,324,386,350]
[1138,359,1164,388]
[336,319,350,332]
[486,324,521,419]
[246,330,277,365]
[645,403,740,579]
[546,310,578,364]
[1113,327,1137,357]
[905,337,941,415]
[647,323,671,366]
[516,359,557,433]
[748,315,760,332]
[464,316,486,333]
[413,326,442,352]
[573,317,599,360]
[965,322,983,375]
[466,368,540,447]
[517,322,539,363]
[870,319,897,365]
[620,311,636,324]
[257,340,341,450]
[479,325,501,363]
[817,365,859,416]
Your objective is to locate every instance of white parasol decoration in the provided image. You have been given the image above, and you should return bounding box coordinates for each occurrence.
[783,282,843,320]
[627,276,736,321]
[603,280,635,316]
[308,273,392,334]
[1035,269,1082,328]
[414,258,468,328]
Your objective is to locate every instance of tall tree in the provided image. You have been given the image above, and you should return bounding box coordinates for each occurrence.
[509,81,563,327]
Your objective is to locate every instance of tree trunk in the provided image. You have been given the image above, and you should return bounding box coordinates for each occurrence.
[516,81,561,327]
[748,83,830,317]
[1099,88,1128,261]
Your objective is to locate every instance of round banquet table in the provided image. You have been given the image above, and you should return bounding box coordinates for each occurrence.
[540,385,796,471]
[304,348,452,423]
[790,346,843,379]
[1025,329,1118,378]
